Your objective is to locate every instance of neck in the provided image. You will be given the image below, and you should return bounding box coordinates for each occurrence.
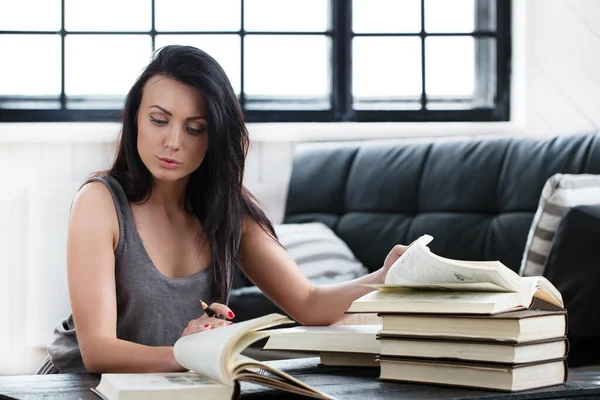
[147,177,189,214]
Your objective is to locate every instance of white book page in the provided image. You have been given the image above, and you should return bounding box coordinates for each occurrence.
[173,314,293,386]
[231,359,335,399]
[265,325,381,337]
[523,276,564,307]
[263,325,381,353]
[232,330,275,358]
[93,372,234,400]
[99,372,221,390]
[356,288,525,305]
[384,235,522,293]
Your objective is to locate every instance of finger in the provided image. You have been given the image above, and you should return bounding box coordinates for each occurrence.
[204,321,233,329]
[396,240,416,252]
[394,244,409,253]
[188,319,209,329]
[209,302,235,320]
[212,321,234,328]
[187,315,210,327]
[183,323,212,337]
[190,318,233,329]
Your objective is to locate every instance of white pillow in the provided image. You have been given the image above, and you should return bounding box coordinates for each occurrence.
[520,173,600,277]
[274,222,368,282]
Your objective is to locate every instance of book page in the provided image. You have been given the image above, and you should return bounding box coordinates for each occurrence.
[358,288,522,304]
[262,325,381,353]
[93,372,234,400]
[232,330,276,358]
[525,277,564,308]
[173,313,293,386]
[98,372,221,390]
[365,282,513,291]
[384,235,522,293]
[232,359,335,400]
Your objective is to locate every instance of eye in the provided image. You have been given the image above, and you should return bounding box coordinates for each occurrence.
[150,116,167,126]
[187,126,206,135]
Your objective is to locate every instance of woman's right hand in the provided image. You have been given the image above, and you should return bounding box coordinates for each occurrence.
[181,302,235,337]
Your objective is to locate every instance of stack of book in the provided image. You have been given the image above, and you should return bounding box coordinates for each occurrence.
[346,234,569,392]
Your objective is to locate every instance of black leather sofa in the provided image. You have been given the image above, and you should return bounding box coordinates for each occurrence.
[230,132,600,366]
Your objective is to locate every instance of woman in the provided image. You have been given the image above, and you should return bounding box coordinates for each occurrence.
[36,45,408,374]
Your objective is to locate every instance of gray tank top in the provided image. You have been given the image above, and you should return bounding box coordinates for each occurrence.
[47,175,214,373]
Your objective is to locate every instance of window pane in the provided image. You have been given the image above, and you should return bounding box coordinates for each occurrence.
[244,35,329,107]
[353,0,421,33]
[474,0,497,31]
[155,35,241,95]
[352,37,422,108]
[425,36,474,97]
[155,0,240,32]
[0,0,61,31]
[65,35,152,96]
[0,35,61,96]
[425,0,474,33]
[65,0,150,32]
[245,0,328,32]
[474,37,496,107]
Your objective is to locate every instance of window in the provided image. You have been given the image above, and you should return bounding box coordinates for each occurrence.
[0,0,510,123]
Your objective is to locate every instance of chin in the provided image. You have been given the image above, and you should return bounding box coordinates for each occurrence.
[151,168,190,182]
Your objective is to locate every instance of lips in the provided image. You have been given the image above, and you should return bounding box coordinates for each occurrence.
[159,157,180,164]
[157,156,182,168]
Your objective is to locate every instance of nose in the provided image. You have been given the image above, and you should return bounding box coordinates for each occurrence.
[164,124,182,151]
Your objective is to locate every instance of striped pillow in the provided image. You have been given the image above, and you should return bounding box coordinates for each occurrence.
[274,222,368,282]
[520,174,600,277]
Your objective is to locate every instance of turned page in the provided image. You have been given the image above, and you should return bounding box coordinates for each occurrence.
[523,276,564,308]
[380,235,524,293]
[173,314,293,386]
[226,331,336,399]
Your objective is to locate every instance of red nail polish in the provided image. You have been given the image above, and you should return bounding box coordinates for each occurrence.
[204,324,211,328]
[228,311,235,318]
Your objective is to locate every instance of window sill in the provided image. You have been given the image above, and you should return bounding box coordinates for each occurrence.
[0,121,524,144]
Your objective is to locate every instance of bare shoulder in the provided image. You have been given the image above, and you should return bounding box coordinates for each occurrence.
[241,190,270,237]
[70,181,119,249]
[72,181,115,215]
[241,214,256,236]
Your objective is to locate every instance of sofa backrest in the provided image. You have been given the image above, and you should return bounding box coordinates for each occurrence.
[283,132,600,273]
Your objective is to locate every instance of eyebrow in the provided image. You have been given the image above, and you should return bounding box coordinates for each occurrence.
[149,105,206,120]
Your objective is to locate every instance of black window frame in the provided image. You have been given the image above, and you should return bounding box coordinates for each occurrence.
[0,0,511,123]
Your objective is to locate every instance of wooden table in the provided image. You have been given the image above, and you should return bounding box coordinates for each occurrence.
[2,358,600,400]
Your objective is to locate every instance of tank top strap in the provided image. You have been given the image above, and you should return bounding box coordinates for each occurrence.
[83,174,134,256]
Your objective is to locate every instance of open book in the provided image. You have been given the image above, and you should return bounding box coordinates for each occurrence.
[348,235,564,315]
[92,314,335,400]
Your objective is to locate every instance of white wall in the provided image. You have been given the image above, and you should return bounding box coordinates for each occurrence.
[524,0,600,134]
[0,0,598,375]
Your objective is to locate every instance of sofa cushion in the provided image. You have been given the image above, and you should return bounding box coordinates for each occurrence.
[274,222,368,281]
[520,174,600,277]
[543,204,600,367]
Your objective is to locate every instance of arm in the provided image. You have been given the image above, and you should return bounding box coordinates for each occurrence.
[67,182,182,373]
[239,219,407,326]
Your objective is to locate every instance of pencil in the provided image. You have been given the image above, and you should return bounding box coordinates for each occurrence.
[199,300,227,320]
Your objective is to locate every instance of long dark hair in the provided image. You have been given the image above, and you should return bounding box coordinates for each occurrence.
[108,45,275,303]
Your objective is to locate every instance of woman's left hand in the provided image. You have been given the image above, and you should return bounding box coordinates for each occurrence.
[376,243,410,284]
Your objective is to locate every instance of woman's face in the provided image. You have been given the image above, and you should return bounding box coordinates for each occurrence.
[137,75,209,183]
